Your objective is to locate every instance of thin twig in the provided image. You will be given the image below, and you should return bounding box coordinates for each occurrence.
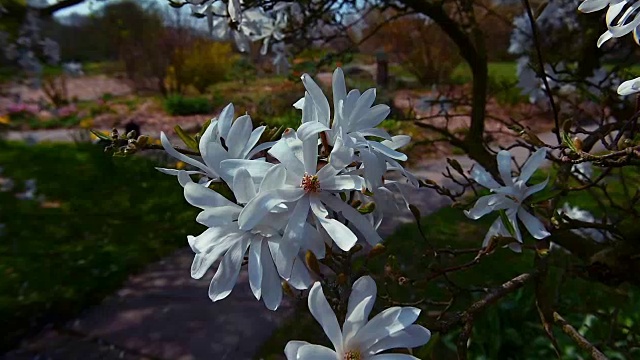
[553,312,609,360]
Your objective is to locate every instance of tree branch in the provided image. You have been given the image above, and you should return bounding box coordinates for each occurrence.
[553,312,609,360]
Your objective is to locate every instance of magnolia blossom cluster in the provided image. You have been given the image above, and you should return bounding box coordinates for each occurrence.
[3,10,60,81]
[509,0,625,103]
[158,68,430,356]
[169,0,292,69]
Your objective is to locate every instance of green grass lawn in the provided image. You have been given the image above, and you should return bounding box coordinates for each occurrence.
[0,141,199,352]
[257,167,640,359]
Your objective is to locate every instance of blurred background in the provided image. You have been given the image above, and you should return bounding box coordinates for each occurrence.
[1,0,640,359]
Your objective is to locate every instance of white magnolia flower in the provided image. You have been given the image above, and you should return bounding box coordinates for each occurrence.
[617,76,640,95]
[179,171,315,310]
[295,68,416,190]
[571,161,593,182]
[579,0,640,47]
[157,103,273,185]
[560,203,611,244]
[465,148,551,251]
[284,276,431,360]
[227,93,382,260]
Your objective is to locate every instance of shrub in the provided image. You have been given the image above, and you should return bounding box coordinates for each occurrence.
[163,95,212,116]
[170,40,237,94]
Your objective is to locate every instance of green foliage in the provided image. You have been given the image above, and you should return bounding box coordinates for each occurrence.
[163,95,212,116]
[0,141,200,352]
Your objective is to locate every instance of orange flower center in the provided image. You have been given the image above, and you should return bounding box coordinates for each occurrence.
[301,173,320,193]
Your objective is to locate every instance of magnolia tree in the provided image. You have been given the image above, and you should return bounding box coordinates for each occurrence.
[89,0,640,358]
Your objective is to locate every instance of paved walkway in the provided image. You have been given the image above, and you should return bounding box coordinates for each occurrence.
[2,126,601,360]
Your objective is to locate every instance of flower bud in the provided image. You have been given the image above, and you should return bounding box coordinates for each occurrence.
[136,135,149,147]
[305,250,322,276]
[367,244,386,259]
[350,199,362,208]
[349,244,363,254]
[572,137,583,152]
[358,202,376,214]
[446,158,463,174]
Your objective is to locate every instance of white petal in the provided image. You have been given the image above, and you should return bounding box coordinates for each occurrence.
[311,197,357,251]
[208,235,251,301]
[597,30,614,48]
[366,325,431,355]
[184,182,240,211]
[349,88,377,124]
[301,73,331,126]
[352,307,421,352]
[289,255,313,290]
[359,148,385,190]
[247,141,277,160]
[617,77,640,96]
[259,164,288,192]
[201,141,229,179]
[284,340,311,360]
[269,138,306,177]
[321,175,364,192]
[497,150,514,186]
[464,195,496,220]
[248,237,263,300]
[303,222,326,258]
[298,121,329,141]
[232,168,257,204]
[578,0,610,13]
[308,282,344,354]
[269,225,300,280]
[296,344,338,359]
[217,103,235,140]
[381,135,411,150]
[293,97,305,110]
[219,159,274,185]
[524,177,549,199]
[355,104,390,130]
[321,193,383,246]
[282,195,310,247]
[370,141,407,161]
[160,132,213,177]
[332,68,347,119]
[261,240,283,310]
[226,114,253,158]
[302,91,318,124]
[238,188,306,230]
[329,136,355,169]
[518,148,547,183]
[239,126,267,159]
[343,276,377,343]
[517,208,550,239]
[470,165,500,189]
[356,127,393,141]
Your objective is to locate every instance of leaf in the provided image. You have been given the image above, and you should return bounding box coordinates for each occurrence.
[498,209,517,239]
[90,129,111,141]
[174,125,199,151]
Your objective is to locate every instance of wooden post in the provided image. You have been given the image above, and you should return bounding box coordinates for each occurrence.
[376,50,388,88]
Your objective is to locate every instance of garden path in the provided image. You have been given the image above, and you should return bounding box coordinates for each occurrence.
[3,122,606,359]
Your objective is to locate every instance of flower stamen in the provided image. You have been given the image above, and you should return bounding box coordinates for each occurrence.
[344,350,361,360]
[301,173,320,193]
